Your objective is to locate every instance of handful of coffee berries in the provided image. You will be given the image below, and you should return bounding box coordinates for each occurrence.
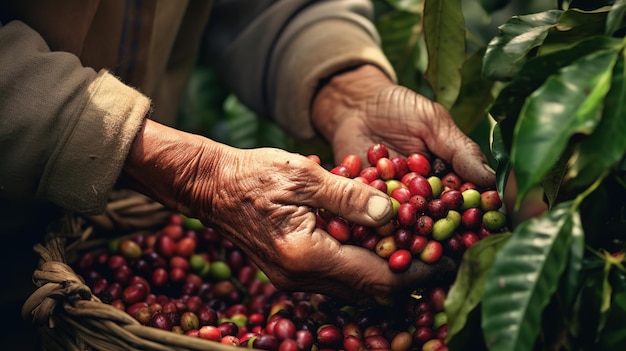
[312,143,507,273]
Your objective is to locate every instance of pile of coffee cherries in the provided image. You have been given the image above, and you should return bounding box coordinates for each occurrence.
[315,143,506,272]
[73,144,506,351]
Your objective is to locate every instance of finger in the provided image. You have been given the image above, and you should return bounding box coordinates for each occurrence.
[421,103,496,189]
[315,240,457,301]
[303,169,394,227]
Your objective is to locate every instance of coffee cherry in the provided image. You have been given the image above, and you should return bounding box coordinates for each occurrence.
[388,249,412,272]
[420,241,443,264]
[180,311,200,332]
[461,207,483,229]
[375,236,397,259]
[326,217,351,243]
[119,239,142,260]
[377,157,396,180]
[367,144,390,166]
[344,335,365,351]
[409,176,433,199]
[460,189,481,210]
[397,203,418,227]
[407,153,431,176]
[482,210,507,231]
[340,154,362,178]
[390,156,410,179]
[480,190,503,211]
[427,176,443,198]
[316,325,343,348]
[432,218,457,241]
[198,325,222,341]
[440,172,461,190]
[330,165,351,178]
[150,312,173,330]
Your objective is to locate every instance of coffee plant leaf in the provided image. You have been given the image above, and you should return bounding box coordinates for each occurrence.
[449,47,495,135]
[481,202,578,351]
[376,9,425,92]
[569,52,626,189]
[571,259,610,349]
[423,0,464,110]
[382,0,423,14]
[606,0,626,35]
[490,123,510,200]
[510,46,620,209]
[477,0,512,14]
[444,233,511,343]
[489,35,624,155]
[538,8,609,56]
[598,290,626,350]
[222,94,260,149]
[482,9,562,81]
[563,209,584,309]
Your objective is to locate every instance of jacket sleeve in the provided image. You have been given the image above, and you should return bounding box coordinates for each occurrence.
[203,0,397,139]
[0,20,150,215]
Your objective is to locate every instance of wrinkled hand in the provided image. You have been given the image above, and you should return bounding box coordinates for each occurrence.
[312,64,495,189]
[123,120,455,301]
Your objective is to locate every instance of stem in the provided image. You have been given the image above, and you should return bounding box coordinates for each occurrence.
[570,173,605,211]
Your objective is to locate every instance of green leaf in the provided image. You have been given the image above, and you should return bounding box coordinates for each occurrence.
[449,47,495,135]
[223,94,259,149]
[481,201,577,351]
[564,210,585,309]
[538,8,609,55]
[489,36,624,153]
[606,0,626,35]
[510,47,620,208]
[598,290,626,350]
[478,0,512,14]
[482,10,562,81]
[491,123,511,200]
[569,50,626,188]
[573,262,607,349]
[423,0,465,109]
[377,9,424,91]
[383,0,423,14]
[445,233,511,343]
[541,142,575,208]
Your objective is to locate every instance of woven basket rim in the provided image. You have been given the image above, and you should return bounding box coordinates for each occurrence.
[22,190,259,351]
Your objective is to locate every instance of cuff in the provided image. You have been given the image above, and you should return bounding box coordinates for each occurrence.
[268,18,397,140]
[37,70,151,214]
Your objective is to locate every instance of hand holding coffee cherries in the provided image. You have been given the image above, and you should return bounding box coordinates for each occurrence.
[311,64,496,189]
[122,120,453,302]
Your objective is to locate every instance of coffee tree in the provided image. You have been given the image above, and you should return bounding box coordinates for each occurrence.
[376,0,626,350]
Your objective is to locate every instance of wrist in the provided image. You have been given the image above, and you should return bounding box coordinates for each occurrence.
[121,119,222,216]
[311,64,394,142]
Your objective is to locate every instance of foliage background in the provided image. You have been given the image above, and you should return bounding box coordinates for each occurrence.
[175,1,626,350]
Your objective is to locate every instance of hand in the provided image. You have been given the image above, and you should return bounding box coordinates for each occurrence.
[503,171,548,227]
[123,120,454,301]
[312,65,496,189]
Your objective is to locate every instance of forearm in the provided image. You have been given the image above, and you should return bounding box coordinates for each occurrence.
[121,119,225,218]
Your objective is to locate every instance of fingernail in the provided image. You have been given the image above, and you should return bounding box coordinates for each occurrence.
[484,163,496,175]
[367,196,391,221]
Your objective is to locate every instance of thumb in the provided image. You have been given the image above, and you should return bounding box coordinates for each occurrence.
[303,169,394,227]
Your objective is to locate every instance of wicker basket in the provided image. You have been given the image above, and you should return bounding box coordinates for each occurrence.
[21,190,250,351]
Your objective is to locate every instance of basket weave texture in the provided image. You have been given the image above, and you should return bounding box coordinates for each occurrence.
[21,190,245,351]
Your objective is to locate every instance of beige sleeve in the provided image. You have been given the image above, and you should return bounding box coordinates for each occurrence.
[0,21,150,215]
[203,0,396,139]
[268,17,397,139]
